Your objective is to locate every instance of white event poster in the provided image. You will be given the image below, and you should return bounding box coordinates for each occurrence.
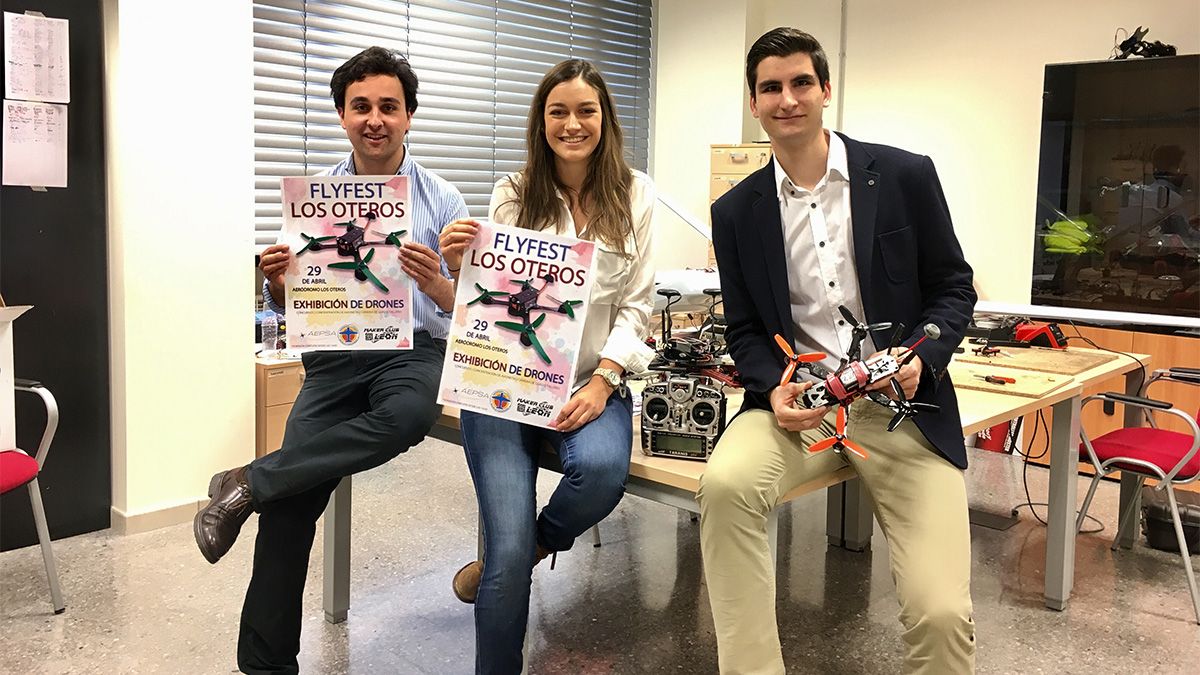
[278,175,415,350]
[438,222,597,428]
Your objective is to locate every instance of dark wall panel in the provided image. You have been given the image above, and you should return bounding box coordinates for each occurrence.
[1,0,111,550]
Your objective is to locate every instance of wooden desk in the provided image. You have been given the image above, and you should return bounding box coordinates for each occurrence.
[950,347,1151,611]
[321,397,856,624]
[319,347,1150,623]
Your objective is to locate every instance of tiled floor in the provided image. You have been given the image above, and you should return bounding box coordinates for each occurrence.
[2,440,1198,674]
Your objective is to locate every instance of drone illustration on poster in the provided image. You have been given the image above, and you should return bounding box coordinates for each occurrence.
[296,211,407,294]
[467,272,583,364]
[775,305,940,460]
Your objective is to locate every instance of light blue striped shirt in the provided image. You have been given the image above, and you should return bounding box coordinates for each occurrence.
[262,150,469,340]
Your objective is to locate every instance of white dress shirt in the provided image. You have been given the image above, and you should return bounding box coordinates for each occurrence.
[777,131,875,377]
[489,170,657,390]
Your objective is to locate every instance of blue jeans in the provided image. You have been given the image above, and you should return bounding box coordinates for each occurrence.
[461,391,633,675]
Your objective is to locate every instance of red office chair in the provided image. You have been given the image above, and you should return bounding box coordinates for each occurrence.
[1075,367,1200,625]
[0,378,64,614]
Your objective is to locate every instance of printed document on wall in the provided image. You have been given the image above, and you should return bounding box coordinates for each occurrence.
[2,99,67,187]
[3,12,70,103]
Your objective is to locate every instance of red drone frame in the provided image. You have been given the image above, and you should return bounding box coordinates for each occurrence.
[774,306,940,460]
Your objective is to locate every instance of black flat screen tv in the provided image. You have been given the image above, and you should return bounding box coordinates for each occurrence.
[1031,55,1199,325]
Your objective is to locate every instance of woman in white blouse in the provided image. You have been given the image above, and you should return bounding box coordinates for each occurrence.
[439,58,655,675]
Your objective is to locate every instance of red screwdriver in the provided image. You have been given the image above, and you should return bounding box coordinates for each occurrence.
[974,374,1016,385]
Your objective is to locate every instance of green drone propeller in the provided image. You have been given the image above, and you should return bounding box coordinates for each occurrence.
[496,314,550,364]
[328,248,388,293]
[297,233,335,254]
[371,229,408,246]
[468,283,509,306]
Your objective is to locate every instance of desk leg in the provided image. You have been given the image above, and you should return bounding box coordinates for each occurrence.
[826,478,872,552]
[323,476,352,624]
[1115,369,1146,550]
[1044,396,1081,611]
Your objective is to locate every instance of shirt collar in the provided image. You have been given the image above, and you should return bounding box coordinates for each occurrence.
[344,147,412,176]
[773,130,849,199]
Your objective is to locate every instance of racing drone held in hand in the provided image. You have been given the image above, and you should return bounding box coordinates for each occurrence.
[296,211,408,294]
[775,305,940,460]
[467,272,583,365]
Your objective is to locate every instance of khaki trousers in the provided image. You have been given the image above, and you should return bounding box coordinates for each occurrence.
[697,402,975,674]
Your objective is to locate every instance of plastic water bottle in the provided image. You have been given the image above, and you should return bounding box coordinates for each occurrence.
[261,312,278,355]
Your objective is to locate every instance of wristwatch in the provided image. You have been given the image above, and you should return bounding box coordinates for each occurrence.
[592,367,623,391]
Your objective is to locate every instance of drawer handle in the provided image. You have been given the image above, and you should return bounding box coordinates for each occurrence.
[267,369,286,378]
[730,152,748,162]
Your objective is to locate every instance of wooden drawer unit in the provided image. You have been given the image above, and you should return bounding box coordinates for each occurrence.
[711,144,771,175]
[255,358,305,457]
[708,144,773,267]
[710,175,742,201]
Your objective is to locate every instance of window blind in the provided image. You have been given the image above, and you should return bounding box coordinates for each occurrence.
[253,0,653,247]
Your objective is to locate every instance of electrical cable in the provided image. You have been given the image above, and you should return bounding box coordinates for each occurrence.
[1110,27,1128,59]
[1008,409,1107,534]
[1065,320,1148,388]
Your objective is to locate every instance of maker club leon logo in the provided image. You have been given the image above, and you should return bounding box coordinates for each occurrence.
[337,324,360,345]
[490,390,513,413]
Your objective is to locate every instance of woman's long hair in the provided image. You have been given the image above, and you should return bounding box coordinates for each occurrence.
[504,59,634,255]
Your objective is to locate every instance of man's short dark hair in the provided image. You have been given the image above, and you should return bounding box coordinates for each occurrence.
[330,46,419,113]
[745,28,830,97]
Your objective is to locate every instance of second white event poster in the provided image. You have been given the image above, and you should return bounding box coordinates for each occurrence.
[439,222,597,428]
[279,175,414,350]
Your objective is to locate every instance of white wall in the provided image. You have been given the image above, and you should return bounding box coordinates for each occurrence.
[104,0,255,527]
[650,0,845,269]
[742,0,1200,302]
[650,0,757,270]
[654,1,1199,294]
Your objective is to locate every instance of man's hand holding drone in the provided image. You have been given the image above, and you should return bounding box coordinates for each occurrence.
[769,382,830,433]
[866,348,923,400]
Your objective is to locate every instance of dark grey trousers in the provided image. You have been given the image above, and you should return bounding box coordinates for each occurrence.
[237,333,445,674]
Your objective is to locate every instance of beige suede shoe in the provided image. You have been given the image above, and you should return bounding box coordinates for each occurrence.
[452,560,483,604]
[452,545,554,604]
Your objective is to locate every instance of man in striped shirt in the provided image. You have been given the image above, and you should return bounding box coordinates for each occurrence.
[194,47,468,674]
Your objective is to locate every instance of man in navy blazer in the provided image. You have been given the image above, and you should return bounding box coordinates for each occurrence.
[697,28,978,674]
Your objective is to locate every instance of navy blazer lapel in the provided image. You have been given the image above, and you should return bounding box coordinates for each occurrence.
[842,133,880,317]
[748,164,794,346]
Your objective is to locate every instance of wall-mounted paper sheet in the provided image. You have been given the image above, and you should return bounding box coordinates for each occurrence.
[3,99,67,187]
[3,12,70,103]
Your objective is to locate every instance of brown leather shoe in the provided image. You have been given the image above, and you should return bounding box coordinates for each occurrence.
[452,545,553,604]
[193,465,254,564]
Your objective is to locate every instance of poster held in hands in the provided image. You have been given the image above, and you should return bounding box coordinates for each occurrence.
[439,222,596,428]
[279,175,414,350]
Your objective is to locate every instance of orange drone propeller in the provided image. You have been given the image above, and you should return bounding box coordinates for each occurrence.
[806,405,869,460]
[774,334,825,387]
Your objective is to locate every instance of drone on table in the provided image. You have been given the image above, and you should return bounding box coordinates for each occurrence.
[646,287,739,387]
[296,211,407,294]
[467,272,583,365]
[774,305,940,460]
